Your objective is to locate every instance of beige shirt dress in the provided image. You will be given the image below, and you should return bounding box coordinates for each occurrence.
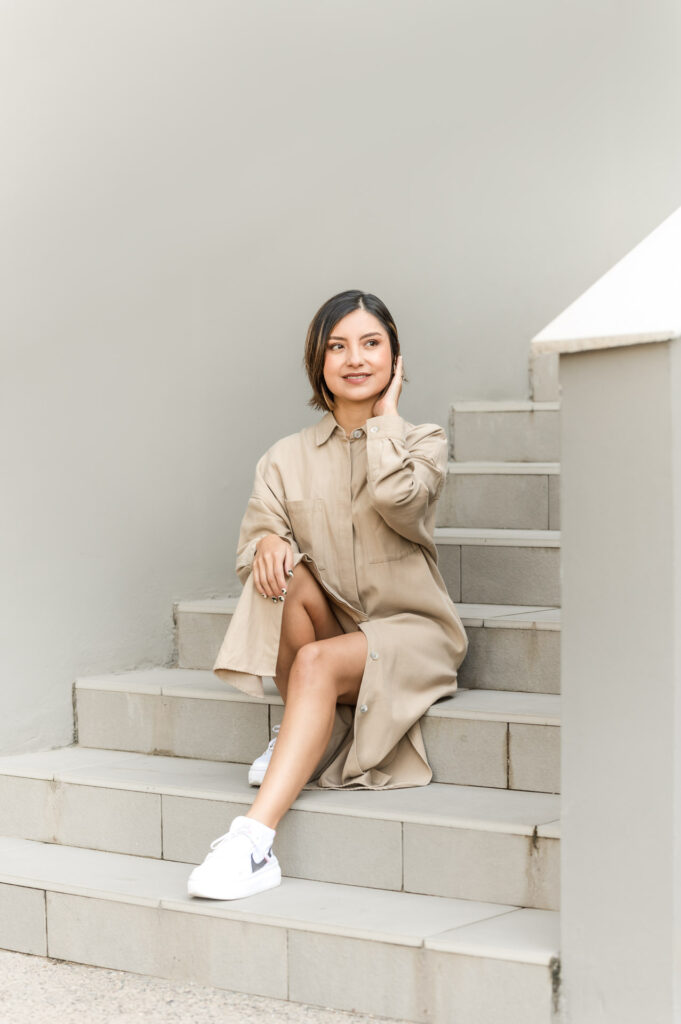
[213,410,469,791]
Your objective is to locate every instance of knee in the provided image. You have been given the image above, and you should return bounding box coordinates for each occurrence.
[288,641,332,691]
[291,640,325,676]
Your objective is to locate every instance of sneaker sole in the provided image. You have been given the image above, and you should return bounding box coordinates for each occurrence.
[247,768,265,786]
[187,860,282,900]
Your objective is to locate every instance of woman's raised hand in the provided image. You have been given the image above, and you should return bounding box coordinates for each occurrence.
[372,354,404,418]
[253,533,294,600]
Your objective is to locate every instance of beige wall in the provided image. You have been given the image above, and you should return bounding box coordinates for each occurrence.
[2,0,680,753]
[558,338,681,1022]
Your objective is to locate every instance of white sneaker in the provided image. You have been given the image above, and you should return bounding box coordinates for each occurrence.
[248,724,280,786]
[187,815,281,900]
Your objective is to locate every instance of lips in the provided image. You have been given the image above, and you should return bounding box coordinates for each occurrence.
[343,374,371,381]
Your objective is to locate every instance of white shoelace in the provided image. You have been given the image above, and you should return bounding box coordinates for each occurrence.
[209,826,258,854]
[265,724,280,753]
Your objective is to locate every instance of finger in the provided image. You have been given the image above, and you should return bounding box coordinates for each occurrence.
[273,552,287,596]
[252,561,267,599]
[256,555,274,598]
[393,356,404,398]
[284,544,294,578]
[263,554,280,599]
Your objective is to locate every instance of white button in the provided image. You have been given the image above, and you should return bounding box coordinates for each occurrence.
[369,651,379,660]
[370,426,378,433]
[359,704,368,713]
[352,429,362,438]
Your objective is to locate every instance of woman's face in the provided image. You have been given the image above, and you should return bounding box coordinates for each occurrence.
[323,308,394,407]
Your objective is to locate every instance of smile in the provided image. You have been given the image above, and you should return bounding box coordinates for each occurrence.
[343,374,371,382]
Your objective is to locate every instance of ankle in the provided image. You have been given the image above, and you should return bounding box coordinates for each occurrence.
[243,812,277,844]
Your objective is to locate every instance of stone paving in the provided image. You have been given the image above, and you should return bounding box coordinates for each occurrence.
[0,950,409,1024]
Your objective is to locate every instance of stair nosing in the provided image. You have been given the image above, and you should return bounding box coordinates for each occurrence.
[450,400,560,412]
[435,526,560,546]
[446,460,560,474]
[0,746,561,835]
[0,836,560,959]
[174,597,562,619]
[74,671,561,724]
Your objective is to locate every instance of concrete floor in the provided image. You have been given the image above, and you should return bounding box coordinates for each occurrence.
[0,950,410,1024]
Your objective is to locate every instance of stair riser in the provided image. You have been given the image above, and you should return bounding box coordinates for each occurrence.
[437,543,560,607]
[436,473,560,530]
[0,883,557,1023]
[271,703,560,792]
[176,611,561,694]
[530,350,560,402]
[460,626,560,694]
[0,778,559,910]
[449,408,560,462]
[179,545,561,613]
[75,688,560,793]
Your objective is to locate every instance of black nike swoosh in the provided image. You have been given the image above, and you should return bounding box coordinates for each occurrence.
[251,850,270,873]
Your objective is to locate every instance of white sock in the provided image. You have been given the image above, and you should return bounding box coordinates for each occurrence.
[231,815,276,856]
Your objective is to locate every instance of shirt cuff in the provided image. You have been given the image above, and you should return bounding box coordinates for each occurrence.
[365,414,406,442]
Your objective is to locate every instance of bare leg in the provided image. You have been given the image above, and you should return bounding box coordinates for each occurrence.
[247,630,368,829]
[273,562,344,701]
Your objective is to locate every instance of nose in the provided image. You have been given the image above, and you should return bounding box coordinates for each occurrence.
[345,344,365,366]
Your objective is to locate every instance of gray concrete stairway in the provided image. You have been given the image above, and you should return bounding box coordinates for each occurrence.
[0,400,562,1023]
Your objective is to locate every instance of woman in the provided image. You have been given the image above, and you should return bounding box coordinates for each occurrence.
[187,289,468,901]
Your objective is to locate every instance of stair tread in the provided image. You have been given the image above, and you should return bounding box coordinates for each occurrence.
[0,835,559,960]
[175,596,561,623]
[0,746,560,835]
[435,526,560,545]
[75,669,561,722]
[447,460,560,474]
[450,400,560,412]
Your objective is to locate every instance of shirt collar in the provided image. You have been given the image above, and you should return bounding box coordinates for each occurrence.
[314,411,341,446]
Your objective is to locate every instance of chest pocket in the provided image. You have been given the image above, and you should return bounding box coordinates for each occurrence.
[284,499,327,571]
[366,506,419,564]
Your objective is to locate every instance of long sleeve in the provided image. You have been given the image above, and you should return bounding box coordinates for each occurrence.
[235,449,300,585]
[364,413,447,546]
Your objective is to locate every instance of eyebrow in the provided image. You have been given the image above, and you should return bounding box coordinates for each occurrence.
[327,332,383,341]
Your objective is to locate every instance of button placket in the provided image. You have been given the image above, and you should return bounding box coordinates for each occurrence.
[338,430,362,610]
[360,648,379,714]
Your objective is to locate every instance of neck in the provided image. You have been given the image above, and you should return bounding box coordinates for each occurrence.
[330,397,376,436]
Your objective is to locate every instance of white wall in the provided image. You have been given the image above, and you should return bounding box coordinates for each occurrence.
[2,0,680,754]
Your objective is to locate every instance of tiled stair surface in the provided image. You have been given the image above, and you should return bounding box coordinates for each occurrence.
[75,668,561,792]
[177,599,561,695]
[436,461,560,530]
[448,401,560,463]
[435,528,560,607]
[0,744,559,907]
[0,836,560,1023]
[0,399,563,1022]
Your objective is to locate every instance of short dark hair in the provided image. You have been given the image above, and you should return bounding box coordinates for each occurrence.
[303,290,403,411]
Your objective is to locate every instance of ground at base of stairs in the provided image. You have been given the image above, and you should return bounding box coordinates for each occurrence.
[0,949,409,1024]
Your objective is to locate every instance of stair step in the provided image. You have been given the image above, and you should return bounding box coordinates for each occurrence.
[449,401,560,463]
[0,835,560,1022]
[0,746,560,909]
[435,528,560,607]
[75,669,560,792]
[176,600,561,694]
[437,461,560,530]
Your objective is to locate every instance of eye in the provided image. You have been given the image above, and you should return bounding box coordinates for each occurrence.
[365,339,379,347]
[327,342,344,351]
